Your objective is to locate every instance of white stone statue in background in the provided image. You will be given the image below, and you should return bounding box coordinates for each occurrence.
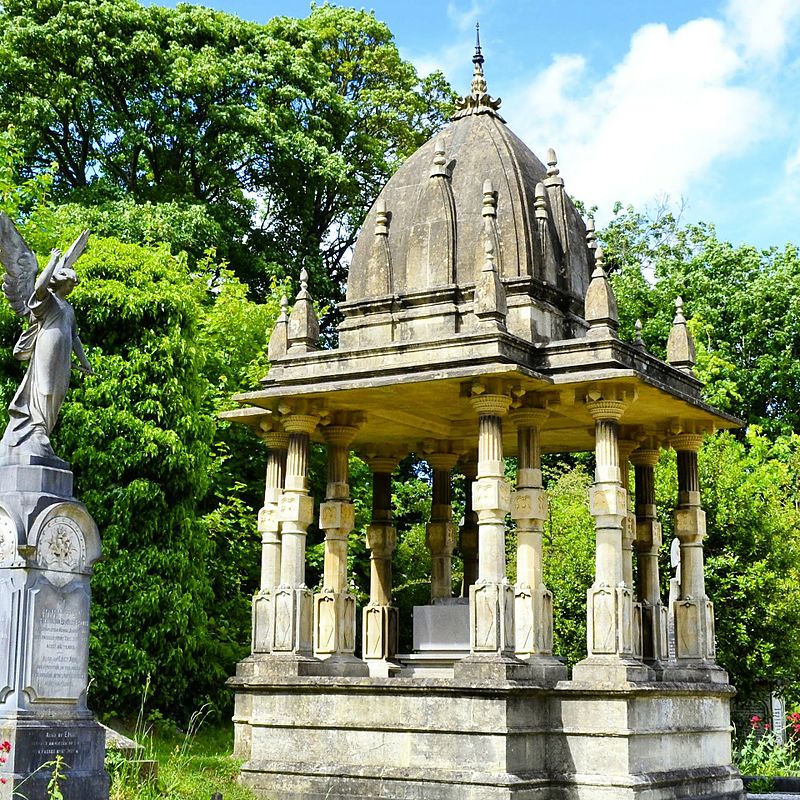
[0,213,93,461]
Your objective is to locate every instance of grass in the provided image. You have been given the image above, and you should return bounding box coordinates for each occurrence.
[106,719,259,800]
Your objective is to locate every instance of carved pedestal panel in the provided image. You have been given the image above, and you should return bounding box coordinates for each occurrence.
[0,461,108,798]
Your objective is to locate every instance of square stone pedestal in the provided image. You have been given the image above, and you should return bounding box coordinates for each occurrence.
[228,667,745,800]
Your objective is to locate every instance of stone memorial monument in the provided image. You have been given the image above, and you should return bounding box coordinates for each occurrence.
[224,32,745,800]
[0,213,108,799]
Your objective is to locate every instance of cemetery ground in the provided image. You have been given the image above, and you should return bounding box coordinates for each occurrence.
[104,720,257,800]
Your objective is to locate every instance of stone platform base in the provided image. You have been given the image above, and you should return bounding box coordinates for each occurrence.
[229,662,745,800]
[0,717,109,800]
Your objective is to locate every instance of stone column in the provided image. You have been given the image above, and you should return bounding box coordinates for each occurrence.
[511,408,566,683]
[459,458,479,593]
[314,422,368,675]
[363,455,400,674]
[663,433,726,682]
[573,392,652,683]
[272,413,318,659]
[631,446,668,669]
[618,438,643,659]
[426,452,458,602]
[252,427,288,654]
[467,392,514,657]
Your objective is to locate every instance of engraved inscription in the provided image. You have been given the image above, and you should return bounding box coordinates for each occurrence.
[27,583,90,702]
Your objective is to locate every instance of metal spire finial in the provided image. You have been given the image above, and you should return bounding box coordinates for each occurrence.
[473,22,484,71]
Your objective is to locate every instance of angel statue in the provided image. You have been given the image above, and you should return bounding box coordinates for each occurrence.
[0,213,93,463]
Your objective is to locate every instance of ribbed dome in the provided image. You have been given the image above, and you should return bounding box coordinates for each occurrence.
[341,52,594,347]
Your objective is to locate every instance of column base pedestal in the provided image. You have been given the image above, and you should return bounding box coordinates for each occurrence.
[516,654,568,686]
[661,661,729,684]
[571,655,655,685]
[318,654,369,677]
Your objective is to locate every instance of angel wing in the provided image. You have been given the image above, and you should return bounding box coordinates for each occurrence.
[0,212,39,318]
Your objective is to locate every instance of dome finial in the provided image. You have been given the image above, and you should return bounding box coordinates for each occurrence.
[473,22,484,71]
[453,24,504,122]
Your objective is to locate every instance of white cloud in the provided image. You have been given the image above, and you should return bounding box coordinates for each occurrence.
[724,0,800,63]
[446,0,491,32]
[504,15,774,222]
[786,143,800,175]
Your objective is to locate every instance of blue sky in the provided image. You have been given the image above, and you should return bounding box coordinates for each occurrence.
[152,0,800,249]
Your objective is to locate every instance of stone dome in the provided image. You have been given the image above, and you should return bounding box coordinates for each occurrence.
[340,47,594,348]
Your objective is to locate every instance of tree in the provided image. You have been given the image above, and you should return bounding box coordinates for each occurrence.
[0,0,456,308]
[603,205,800,435]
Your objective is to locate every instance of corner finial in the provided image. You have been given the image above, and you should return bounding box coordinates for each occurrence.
[375,199,390,236]
[634,319,646,350]
[584,247,619,339]
[268,294,290,361]
[667,296,696,375]
[287,267,320,353]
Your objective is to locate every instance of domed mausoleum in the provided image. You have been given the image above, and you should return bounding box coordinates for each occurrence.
[225,40,745,800]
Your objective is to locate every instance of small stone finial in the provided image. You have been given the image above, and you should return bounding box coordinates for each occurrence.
[666,296,696,375]
[584,247,619,339]
[546,148,559,178]
[482,179,497,218]
[267,294,290,361]
[474,217,507,330]
[375,199,390,237]
[585,216,597,250]
[634,318,646,350]
[287,267,320,353]
[430,139,449,178]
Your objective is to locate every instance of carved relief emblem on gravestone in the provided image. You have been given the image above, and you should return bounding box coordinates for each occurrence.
[37,516,85,583]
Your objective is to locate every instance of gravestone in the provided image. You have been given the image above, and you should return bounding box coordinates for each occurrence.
[0,458,108,798]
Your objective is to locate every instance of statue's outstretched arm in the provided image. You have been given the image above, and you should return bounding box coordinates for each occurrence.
[72,333,93,375]
[33,249,61,301]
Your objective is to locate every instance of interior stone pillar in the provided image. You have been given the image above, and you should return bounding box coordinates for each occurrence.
[511,408,566,683]
[459,458,479,593]
[572,392,652,683]
[467,392,514,657]
[314,421,368,675]
[426,452,458,602]
[272,413,318,658]
[631,446,668,669]
[363,455,400,675]
[252,426,288,654]
[618,438,643,659]
[663,433,727,683]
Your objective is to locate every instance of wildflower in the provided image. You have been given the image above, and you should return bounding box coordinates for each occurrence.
[764,724,771,731]
[751,715,761,729]
[0,742,10,752]
[0,778,6,785]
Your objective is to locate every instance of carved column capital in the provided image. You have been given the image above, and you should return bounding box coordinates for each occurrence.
[281,414,320,436]
[509,407,549,430]
[470,393,512,417]
[630,448,660,467]
[670,433,704,453]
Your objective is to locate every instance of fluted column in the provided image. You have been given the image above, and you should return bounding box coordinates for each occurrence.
[468,392,514,656]
[663,433,726,682]
[618,438,643,659]
[573,391,651,683]
[426,452,458,602]
[631,447,668,668]
[363,454,400,673]
[314,422,365,673]
[272,413,318,656]
[459,458,479,592]
[252,427,288,653]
